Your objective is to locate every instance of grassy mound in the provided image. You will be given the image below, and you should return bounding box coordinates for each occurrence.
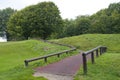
[52,34,120,80]
[0,34,119,80]
[52,34,120,53]
[0,40,70,80]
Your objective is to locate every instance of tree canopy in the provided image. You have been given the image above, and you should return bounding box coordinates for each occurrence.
[0,8,16,36]
[7,1,63,40]
[60,2,120,38]
[6,1,120,40]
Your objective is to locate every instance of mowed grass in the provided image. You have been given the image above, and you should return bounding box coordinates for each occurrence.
[52,34,120,52]
[74,53,120,80]
[52,34,120,80]
[0,40,70,80]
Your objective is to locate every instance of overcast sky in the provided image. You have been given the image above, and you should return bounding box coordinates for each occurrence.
[0,0,119,19]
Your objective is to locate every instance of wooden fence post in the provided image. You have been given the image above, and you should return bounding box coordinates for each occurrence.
[103,47,107,53]
[66,52,68,54]
[103,47,105,53]
[105,47,107,52]
[24,60,28,67]
[44,57,47,62]
[100,47,102,55]
[57,54,60,58]
[91,52,95,64]
[82,46,107,75]
[82,53,87,74]
[96,49,99,57]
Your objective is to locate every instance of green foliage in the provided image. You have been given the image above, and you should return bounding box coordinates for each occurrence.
[75,15,91,35]
[6,2,120,40]
[7,1,63,40]
[60,16,91,38]
[60,2,120,38]
[61,19,76,37]
[0,8,16,36]
[89,2,120,34]
[0,40,70,80]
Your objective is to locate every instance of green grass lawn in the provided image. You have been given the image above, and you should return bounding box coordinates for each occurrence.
[0,40,71,80]
[74,53,120,80]
[52,34,120,80]
[0,34,120,80]
[52,34,120,53]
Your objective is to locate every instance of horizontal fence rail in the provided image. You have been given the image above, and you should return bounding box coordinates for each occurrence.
[82,46,107,74]
[24,47,76,67]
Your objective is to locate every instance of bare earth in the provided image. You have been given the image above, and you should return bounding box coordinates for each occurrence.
[34,72,73,80]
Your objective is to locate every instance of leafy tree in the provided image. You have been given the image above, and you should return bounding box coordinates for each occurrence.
[61,19,76,37]
[90,2,120,34]
[7,2,63,40]
[0,8,16,37]
[108,2,120,33]
[75,15,91,35]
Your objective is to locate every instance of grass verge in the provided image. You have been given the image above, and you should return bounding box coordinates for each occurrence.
[52,34,120,80]
[0,40,75,80]
[52,34,120,53]
[74,53,120,80]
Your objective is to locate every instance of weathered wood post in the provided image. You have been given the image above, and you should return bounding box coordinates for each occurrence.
[91,52,95,64]
[105,47,107,52]
[100,47,102,55]
[96,49,99,57]
[24,60,28,67]
[57,54,60,58]
[66,51,68,54]
[82,53,87,74]
[102,47,104,53]
[103,47,107,53]
[44,57,47,62]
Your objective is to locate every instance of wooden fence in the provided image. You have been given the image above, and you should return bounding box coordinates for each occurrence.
[82,46,107,74]
[24,41,76,67]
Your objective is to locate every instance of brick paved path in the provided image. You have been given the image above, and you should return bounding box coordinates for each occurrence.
[35,53,90,76]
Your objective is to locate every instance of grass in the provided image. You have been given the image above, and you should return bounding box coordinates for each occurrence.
[52,34,120,80]
[0,40,72,80]
[74,53,120,80]
[52,34,120,53]
[0,34,120,80]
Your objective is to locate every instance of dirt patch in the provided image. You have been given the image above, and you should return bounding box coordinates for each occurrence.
[33,72,73,80]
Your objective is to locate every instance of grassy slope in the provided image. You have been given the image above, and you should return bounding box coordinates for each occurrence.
[74,53,120,80]
[52,34,120,52]
[0,40,70,80]
[0,34,120,80]
[52,34,120,80]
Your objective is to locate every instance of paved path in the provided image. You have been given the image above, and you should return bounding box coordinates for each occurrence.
[34,53,90,77]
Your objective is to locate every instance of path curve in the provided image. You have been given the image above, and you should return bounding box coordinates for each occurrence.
[34,53,91,80]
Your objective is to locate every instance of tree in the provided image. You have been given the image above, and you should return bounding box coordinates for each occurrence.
[61,19,76,37]
[0,8,16,37]
[7,1,63,40]
[90,2,120,34]
[75,15,91,35]
[108,2,120,33]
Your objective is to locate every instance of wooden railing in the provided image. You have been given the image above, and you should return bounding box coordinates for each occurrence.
[82,46,107,74]
[24,47,76,67]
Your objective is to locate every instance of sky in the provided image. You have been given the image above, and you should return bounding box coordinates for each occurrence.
[0,0,119,19]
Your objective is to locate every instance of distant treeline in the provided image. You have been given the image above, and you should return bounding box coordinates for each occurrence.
[60,2,120,38]
[0,2,120,40]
